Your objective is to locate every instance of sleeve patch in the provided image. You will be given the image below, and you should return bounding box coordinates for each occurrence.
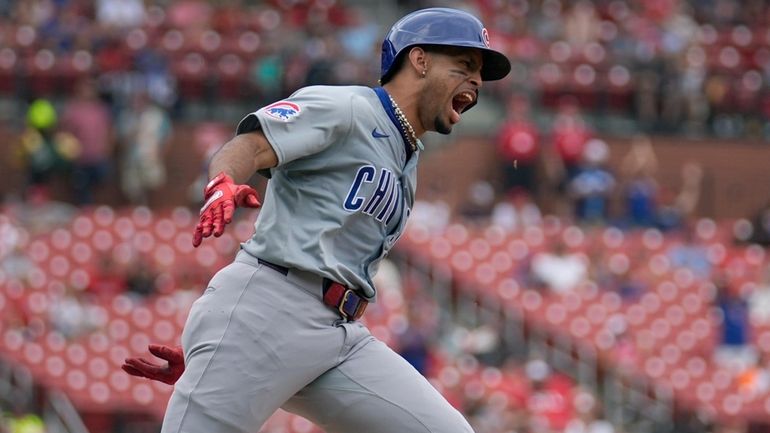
[262,101,302,121]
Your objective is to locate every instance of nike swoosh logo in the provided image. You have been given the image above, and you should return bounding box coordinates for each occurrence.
[372,128,390,138]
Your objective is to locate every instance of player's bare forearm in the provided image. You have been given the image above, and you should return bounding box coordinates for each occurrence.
[208,130,278,183]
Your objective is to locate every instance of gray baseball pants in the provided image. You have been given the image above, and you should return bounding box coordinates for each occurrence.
[159,250,473,433]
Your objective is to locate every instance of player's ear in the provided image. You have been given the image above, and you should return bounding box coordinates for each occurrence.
[406,47,428,78]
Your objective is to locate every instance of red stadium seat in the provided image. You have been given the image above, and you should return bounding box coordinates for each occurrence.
[24,49,58,97]
[45,355,67,379]
[172,52,211,101]
[66,368,88,391]
[0,48,19,95]
[131,382,156,406]
[606,64,633,112]
[130,306,153,330]
[88,381,112,404]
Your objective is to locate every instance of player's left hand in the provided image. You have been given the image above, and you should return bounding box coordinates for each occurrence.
[122,344,186,385]
[193,172,261,247]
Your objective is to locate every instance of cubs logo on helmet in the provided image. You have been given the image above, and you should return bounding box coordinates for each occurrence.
[263,101,301,121]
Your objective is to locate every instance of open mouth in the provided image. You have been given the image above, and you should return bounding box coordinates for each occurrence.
[451,91,476,121]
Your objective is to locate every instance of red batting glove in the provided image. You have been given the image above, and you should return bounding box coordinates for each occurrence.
[122,344,186,385]
[193,172,261,247]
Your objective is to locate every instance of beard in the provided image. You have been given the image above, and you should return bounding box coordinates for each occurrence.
[433,115,453,135]
[419,79,455,135]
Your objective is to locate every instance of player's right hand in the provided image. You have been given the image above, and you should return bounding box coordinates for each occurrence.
[193,172,261,247]
[122,344,186,385]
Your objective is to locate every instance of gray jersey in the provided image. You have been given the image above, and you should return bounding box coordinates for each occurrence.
[235,85,420,299]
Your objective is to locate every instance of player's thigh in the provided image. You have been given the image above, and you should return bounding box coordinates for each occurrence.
[283,335,474,433]
[162,261,344,433]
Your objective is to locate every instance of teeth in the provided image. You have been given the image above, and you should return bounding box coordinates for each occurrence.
[460,92,474,102]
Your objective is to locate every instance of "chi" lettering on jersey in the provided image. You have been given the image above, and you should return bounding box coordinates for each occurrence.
[343,165,402,224]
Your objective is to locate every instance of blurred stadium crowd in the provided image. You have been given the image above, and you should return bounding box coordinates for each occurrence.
[1,0,770,433]
[0,0,769,135]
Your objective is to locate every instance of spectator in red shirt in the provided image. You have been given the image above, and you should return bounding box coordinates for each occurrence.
[496,94,540,197]
[526,358,576,432]
[542,96,593,216]
[551,96,592,183]
[88,256,126,299]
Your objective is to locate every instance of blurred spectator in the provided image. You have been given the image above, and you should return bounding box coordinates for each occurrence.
[48,286,98,339]
[679,45,710,136]
[3,283,37,339]
[60,79,113,205]
[526,357,576,432]
[458,181,496,227]
[738,354,770,398]
[496,94,540,196]
[167,0,212,29]
[619,136,659,228]
[713,273,755,371]
[399,313,430,376]
[126,258,157,298]
[0,245,35,282]
[461,324,507,367]
[566,389,615,433]
[469,397,526,433]
[634,68,662,130]
[96,0,145,29]
[491,189,542,233]
[87,255,126,299]
[530,241,588,294]
[337,7,380,62]
[117,90,172,205]
[568,139,615,224]
[612,328,639,374]
[16,99,80,200]
[3,191,78,235]
[546,97,593,213]
[616,269,646,301]
[657,162,703,232]
[410,199,450,234]
[667,223,711,278]
[744,201,770,247]
[6,411,45,433]
[550,97,592,180]
[249,42,286,105]
[408,177,452,234]
[187,122,231,206]
[563,1,600,48]
[132,46,177,109]
[748,265,770,324]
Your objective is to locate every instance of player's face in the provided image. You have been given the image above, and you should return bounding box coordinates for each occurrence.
[419,48,483,135]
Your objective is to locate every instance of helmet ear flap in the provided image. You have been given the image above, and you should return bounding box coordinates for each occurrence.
[381,44,415,85]
[380,39,399,84]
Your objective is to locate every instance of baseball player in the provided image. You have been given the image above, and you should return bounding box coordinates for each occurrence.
[121,8,510,433]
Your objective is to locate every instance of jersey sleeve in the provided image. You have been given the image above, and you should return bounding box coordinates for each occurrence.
[235,86,353,167]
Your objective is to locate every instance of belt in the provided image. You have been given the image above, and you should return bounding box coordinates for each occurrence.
[257,258,368,321]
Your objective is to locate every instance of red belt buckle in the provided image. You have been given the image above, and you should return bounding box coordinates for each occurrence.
[325,282,367,321]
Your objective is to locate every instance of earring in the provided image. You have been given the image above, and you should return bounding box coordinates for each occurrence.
[422,70,426,77]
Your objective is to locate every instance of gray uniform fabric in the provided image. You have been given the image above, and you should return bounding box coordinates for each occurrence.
[160,252,472,433]
[160,86,473,432]
[237,85,420,299]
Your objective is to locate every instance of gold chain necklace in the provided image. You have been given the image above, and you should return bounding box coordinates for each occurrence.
[388,95,418,152]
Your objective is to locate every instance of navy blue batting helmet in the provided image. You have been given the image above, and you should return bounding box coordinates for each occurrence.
[380,8,511,85]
